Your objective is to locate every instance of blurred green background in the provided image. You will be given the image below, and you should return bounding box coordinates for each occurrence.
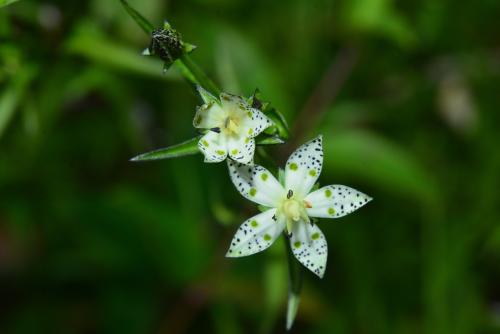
[1,0,500,333]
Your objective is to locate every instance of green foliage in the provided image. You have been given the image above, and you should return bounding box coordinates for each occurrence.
[321,129,438,204]
[0,0,19,8]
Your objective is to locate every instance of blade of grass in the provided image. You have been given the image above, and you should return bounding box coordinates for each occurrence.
[130,136,201,161]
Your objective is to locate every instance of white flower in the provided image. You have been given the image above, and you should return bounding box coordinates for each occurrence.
[225,135,372,278]
[193,86,273,164]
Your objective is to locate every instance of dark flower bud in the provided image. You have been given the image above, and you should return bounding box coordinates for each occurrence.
[143,21,196,69]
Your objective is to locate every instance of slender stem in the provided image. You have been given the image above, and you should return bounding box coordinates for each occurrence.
[285,236,303,330]
[176,55,221,97]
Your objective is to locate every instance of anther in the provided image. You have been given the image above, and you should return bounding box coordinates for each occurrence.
[287,190,293,199]
[210,127,221,133]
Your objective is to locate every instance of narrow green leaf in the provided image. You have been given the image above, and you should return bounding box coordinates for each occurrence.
[118,0,155,34]
[0,0,20,8]
[130,136,201,161]
[265,107,290,140]
[278,168,285,186]
[256,135,285,146]
[196,84,219,105]
[286,291,301,331]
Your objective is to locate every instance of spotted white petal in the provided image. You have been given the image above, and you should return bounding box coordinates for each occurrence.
[284,135,323,198]
[192,102,225,129]
[198,131,227,163]
[243,108,273,138]
[196,85,219,104]
[305,185,372,219]
[220,92,246,108]
[228,160,285,207]
[289,221,327,278]
[226,209,285,257]
[227,136,255,165]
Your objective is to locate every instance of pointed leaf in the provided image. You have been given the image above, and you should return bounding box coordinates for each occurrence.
[278,168,285,187]
[119,0,155,34]
[286,291,301,331]
[130,136,201,161]
[256,135,285,146]
[264,107,289,140]
[183,43,197,54]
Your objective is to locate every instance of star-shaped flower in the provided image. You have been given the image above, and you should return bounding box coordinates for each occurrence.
[225,135,372,278]
[193,87,273,164]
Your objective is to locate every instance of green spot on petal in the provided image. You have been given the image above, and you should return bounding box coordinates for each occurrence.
[249,188,257,196]
[245,137,250,144]
[231,149,238,155]
[311,233,320,240]
[247,111,252,117]
[261,173,268,181]
[325,189,332,197]
[248,128,254,135]
[202,140,209,147]
[290,163,298,171]
[293,241,301,248]
[264,234,272,241]
[328,207,335,215]
[216,150,225,155]
[309,169,317,177]
[250,220,258,228]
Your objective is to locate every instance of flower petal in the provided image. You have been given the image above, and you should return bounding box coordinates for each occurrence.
[243,108,273,138]
[198,131,227,163]
[228,160,285,207]
[192,102,225,129]
[284,136,323,198]
[220,92,246,108]
[226,209,285,257]
[305,185,372,218]
[290,222,327,278]
[227,136,255,165]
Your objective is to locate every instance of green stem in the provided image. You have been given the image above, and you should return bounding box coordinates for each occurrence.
[176,55,221,97]
[285,236,303,331]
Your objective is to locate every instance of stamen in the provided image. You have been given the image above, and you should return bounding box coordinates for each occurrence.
[287,189,293,199]
[210,127,221,133]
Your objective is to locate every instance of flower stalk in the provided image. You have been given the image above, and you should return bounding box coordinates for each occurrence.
[285,237,303,330]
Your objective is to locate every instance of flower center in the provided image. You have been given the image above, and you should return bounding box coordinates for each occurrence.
[278,190,311,234]
[224,117,240,134]
[223,116,240,135]
[282,198,302,222]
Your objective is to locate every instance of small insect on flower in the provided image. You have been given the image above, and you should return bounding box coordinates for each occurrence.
[194,86,273,165]
[225,136,372,278]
